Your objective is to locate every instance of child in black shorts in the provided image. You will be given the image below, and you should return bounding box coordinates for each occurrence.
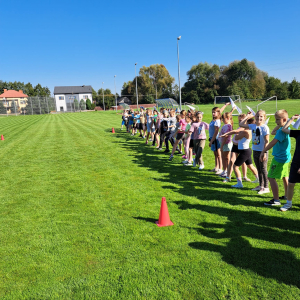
[280,114,300,211]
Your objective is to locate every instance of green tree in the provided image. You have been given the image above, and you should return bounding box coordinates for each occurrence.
[264,76,289,100]
[86,99,92,110]
[80,99,86,110]
[182,62,220,104]
[288,78,300,99]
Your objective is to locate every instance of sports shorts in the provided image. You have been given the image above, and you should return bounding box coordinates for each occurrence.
[268,158,289,179]
[235,148,252,167]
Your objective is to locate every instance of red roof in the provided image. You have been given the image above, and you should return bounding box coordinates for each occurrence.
[0,89,28,98]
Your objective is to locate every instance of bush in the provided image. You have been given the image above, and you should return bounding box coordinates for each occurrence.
[91,103,96,110]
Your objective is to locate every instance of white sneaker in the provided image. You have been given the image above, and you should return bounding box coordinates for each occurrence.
[199,164,205,170]
[215,169,223,175]
[251,178,259,183]
[219,171,227,178]
[193,159,196,167]
[251,186,261,191]
[185,162,192,166]
[257,188,270,194]
[280,202,292,211]
[231,182,243,188]
[182,160,189,164]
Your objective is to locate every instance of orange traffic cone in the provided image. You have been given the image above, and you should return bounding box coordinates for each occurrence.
[156,197,174,227]
[1,135,4,140]
[112,128,115,133]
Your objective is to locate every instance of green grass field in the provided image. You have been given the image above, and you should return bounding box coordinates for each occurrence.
[0,100,300,299]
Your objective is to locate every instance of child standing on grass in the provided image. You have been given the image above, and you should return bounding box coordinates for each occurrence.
[189,111,209,170]
[239,110,270,194]
[182,115,192,165]
[218,112,234,178]
[209,103,233,174]
[169,110,187,161]
[259,109,291,206]
[220,118,259,188]
[164,110,177,153]
[222,114,249,183]
[280,114,300,211]
[146,109,155,144]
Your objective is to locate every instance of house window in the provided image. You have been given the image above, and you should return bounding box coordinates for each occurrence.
[20,100,26,104]
[83,95,89,100]
[59,96,64,100]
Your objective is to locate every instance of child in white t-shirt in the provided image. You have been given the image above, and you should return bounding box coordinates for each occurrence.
[240,110,270,194]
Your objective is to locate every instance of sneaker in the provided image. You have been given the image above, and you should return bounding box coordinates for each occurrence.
[251,186,261,191]
[231,182,243,188]
[193,159,196,167]
[149,139,152,142]
[251,178,259,184]
[209,168,216,172]
[169,155,173,161]
[219,171,227,178]
[182,160,189,164]
[177,150,183,154]
[158,148,163,151]
[155,146,159,149]
[279,195,287,200]
[280,202,292,211]
[264,199,281,206]
[199,164,205,170]
[142,136,145,139]
[131,134,134,136]
[185,162,192,166]
[215,169,223,175]
[164,149,170,153]
[182,155,187,159]
[257,188,270,195]
[145,141,148,144]
[243,177,251,182]
[223,177,231,183]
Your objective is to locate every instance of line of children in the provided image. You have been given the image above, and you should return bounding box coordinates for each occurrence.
[122,106,299,211]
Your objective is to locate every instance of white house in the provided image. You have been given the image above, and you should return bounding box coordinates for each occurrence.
[54,85,93,112]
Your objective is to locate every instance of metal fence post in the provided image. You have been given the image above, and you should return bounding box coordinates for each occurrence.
[45,97,49,114]
[39,98,41,114]
[31,99,33,115]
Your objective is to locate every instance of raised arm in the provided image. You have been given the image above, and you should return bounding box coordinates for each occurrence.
[220,102,231,114]
[271,125,281,135]
[282,115,300,134]
[239,112,254,128]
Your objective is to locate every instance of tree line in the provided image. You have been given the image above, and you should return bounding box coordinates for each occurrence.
[0,81,51,97]
[121,59,300,105]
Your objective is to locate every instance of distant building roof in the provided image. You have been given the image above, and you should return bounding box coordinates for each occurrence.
[0,89,28,98]
[54,85,93,94]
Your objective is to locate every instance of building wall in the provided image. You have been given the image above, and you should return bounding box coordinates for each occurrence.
[55,93,92,111]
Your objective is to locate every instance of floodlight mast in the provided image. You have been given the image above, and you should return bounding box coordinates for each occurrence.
[177,36,182,111]
[102,82,105,111]
[114,75,117,111]
[135,63,138,109]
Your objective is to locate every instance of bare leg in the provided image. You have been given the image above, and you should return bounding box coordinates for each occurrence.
[227,152,236,178]
[283,177,289,197]
[242,163,247,178]
[171,140,180,156]
[287,182,295,201]
[269,178,279,200]
[247,164,258,176]
[233,164,241,179]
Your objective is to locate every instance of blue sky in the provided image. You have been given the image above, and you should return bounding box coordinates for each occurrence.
[1,0,299,95]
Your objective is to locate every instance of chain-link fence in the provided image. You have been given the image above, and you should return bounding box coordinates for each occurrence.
[0,97,86,116]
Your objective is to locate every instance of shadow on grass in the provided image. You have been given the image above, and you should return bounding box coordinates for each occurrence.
[190,237,300,288]
[133,217,157,223]
[175,200,300,247]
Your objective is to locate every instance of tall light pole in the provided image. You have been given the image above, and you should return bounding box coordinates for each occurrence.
[114,75,117,111]
[135,63,138,109]
[177,36,182,110]
[102,82,105,111]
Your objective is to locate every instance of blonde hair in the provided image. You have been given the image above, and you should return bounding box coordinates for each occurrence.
[275,109,288,119]
[256,109,266,119]
[222,112,234,127]
[212,107,221,120]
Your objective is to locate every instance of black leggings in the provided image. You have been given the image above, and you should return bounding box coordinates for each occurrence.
[235,148,252,167]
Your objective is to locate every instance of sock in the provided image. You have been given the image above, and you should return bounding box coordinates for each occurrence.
[274,199,280,202]
[286,200,292,205]
[255,174,259,179]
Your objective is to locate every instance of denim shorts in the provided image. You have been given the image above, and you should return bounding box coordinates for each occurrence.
[210,139,220,151]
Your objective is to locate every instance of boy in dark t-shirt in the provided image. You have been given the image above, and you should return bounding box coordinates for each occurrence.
[280,114,300,211]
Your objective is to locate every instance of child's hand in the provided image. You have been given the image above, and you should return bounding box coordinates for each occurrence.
[260,152,267,162]
[209,141,212,147]
[292,114,300,120]
[226,102,230,106]
[219,134,227,138]
[247,112,254,118]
